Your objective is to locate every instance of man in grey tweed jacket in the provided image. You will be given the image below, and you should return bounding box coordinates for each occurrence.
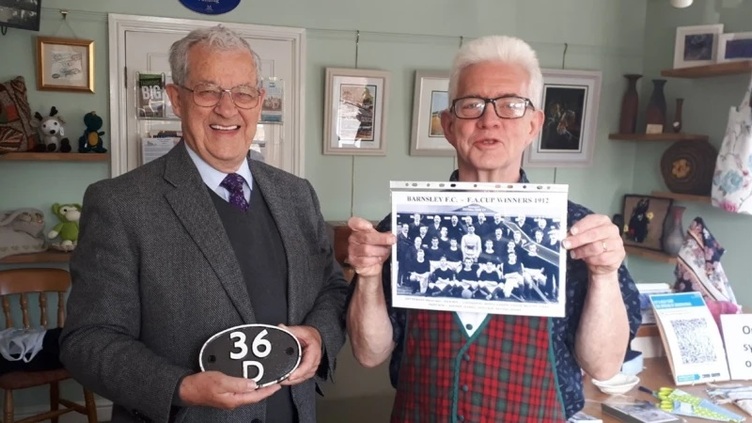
[60,26,348,423]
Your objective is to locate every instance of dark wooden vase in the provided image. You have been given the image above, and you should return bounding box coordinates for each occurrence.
[645,79,668,133]
[672,98,684,133]
[619,74,642,134]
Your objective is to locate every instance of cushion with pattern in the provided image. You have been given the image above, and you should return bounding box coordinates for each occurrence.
[0,76,36,152]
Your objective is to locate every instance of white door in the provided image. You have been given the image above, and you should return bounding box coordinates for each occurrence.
[108,14,306,177]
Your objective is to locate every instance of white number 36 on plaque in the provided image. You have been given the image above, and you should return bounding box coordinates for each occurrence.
[199,323,302,387]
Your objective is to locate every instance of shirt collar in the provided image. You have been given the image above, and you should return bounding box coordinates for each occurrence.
[448,169,529,183]
[184,143,253,191]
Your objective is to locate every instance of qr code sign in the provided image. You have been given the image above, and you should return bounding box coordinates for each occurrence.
[671,318,718,365]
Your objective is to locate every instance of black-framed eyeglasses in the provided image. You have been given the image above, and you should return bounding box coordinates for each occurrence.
[450,95,535,119]
[177,83,262,109]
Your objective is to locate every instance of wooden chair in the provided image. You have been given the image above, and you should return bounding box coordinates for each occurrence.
[0,268,98,423]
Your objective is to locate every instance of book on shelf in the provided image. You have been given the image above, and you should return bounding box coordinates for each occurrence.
[637,283,673,324]
[650,292,730,385]
[601,400,681,423]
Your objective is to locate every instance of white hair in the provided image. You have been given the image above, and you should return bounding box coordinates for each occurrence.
[448,35,543,109]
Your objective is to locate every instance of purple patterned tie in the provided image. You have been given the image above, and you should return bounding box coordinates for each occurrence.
[220,173,249,212]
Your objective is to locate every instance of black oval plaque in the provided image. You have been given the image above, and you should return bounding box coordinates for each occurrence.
[199,324,301,387]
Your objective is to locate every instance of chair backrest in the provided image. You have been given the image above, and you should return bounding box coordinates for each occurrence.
[0,268,70,330]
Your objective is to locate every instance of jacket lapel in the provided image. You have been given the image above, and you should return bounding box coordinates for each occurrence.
[251,161,302,322]
[162,143,256,323]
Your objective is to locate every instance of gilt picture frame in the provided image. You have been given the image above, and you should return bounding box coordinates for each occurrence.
[323,67,389,156]
[409,70,453,156]
[36,36,94,93]
[523,69,601,168]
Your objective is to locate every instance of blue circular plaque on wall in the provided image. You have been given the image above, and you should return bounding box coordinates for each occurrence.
[179,0,241,15]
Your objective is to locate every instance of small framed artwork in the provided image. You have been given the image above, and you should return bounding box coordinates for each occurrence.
[36,36,95,93]
[523,68,601,168]
[260,77,284,124]
[673,24,724,69]
[323,67,390,156]
[0,0,41,32]
[409,70,453,156]
[621,194,673,252]
[717,32,752,63]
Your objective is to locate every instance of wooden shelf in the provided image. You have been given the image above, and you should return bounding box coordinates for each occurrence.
[625,246,676,264]
[637,324,659,338]
[0,250,72,264]
[608,133,708,142]
[661,60,752,78]
[651,191,711,204]
[0,152,109,162]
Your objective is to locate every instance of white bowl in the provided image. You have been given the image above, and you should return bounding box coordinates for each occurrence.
[591,373,640,395]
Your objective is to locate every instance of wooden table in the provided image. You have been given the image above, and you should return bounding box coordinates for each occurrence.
[581,357,749,422]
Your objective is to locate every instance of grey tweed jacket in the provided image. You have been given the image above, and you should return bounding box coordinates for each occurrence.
[60,142,348,423]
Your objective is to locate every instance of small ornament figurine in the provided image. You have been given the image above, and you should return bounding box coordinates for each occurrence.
[47,203,82,251]
[31,106,71,152]
[672,98,684,133]
[78,111,108,153]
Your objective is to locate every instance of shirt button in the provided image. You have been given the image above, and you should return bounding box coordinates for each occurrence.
[463,353,470,361]
[458,415,465,421]
[465,323,473,330]
[462,384,469,392]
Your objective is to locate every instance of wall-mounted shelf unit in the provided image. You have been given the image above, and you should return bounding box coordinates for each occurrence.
[625,246,676,264]
[608,133,708,142]
[0,250,71,264]
[661,61,752,79]
[651,191,711,204]
[0,152,109,162]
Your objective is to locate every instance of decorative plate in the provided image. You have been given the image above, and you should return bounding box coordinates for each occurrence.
[660,139,718,195]
[199,323,301,387]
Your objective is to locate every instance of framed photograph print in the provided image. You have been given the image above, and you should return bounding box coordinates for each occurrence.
[36,36,95,93]
[409,70,453,156]
[673,24,724,69]
[323,67,389,156]
[717,32,752,63]
[621,194,673,252]
[0,0,41,32]
[523,69,601,168]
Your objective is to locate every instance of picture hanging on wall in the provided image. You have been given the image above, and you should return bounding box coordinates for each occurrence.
[523,68,601,168]
[36,36,94,93]
[409,70,453,156]
[673,24,724,69]
[323,67,390,156]
[621,194,674,252]
[0,0,41,32]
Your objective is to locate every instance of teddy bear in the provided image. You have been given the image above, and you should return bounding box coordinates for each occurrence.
[78,111,108,153]
[31,106,71,152]
[47,203,81,251]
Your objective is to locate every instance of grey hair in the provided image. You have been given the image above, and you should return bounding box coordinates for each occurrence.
[169,25,262,88]
[448,35,543,109]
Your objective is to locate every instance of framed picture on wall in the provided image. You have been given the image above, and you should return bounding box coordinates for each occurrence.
[36,36,95,93]
[0,0,41,32]
[323,67,390,156]
[409,70,454,156]
[523,68,601,168]
[673,24,724,69]
[621,194,673,252]
[717,32,752,63]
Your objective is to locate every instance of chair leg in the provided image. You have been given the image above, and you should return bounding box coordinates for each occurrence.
[83,388,98,423]
[50,381,60,423]
[4,388,13,423]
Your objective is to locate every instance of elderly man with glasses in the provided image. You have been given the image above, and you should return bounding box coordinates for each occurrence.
[346,35,640,422]
[60,25,348,423]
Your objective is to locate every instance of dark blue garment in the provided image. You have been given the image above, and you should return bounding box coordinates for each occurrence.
[350,169,642,418]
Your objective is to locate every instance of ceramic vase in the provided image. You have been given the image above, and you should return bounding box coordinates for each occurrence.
[672,98,684,133]
[645,79,668,133]
[619,74,642,134]
[662,205,686,256]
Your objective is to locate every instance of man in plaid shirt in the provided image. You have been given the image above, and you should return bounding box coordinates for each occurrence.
[346,35,641,422]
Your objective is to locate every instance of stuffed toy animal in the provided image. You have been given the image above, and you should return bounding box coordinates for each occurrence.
[78,111,107,153]
[47,203,81,251]
[31,107,71,152]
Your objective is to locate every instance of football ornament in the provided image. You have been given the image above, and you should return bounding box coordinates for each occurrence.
[199,324,301,387]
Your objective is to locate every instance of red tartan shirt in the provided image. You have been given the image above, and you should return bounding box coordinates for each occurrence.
[391,310,566,422]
